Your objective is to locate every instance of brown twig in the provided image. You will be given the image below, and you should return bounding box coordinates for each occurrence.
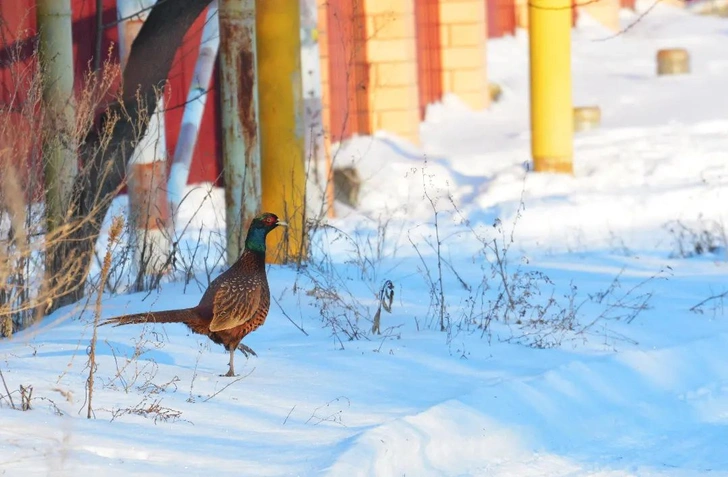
[203,368,254,402]
[690,290,728,314]
[87,216,124,419]
[272,295,308,336]
[0,369,16,409]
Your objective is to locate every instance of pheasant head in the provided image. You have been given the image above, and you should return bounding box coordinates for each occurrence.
[244,212,287,254]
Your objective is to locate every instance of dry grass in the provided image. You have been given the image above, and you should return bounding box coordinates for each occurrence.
[85,215,124,419]
[0,28,126,336]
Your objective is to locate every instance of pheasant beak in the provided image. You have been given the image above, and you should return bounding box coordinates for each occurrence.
[276,220,288,227]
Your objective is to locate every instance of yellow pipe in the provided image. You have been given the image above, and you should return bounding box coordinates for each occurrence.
[529,0,573,173]
[256,0,307,263]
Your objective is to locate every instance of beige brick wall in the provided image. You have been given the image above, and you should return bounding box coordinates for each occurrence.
[362,0,420,144]
[515,0,529,29]
[437,0,489,110]
[517,0,619,31]
[366,37,418,63]
[579,0,620,32]
[372,62,415,86]
[318,0,420,145]
[439,0,484,23]
[319,0,492,146]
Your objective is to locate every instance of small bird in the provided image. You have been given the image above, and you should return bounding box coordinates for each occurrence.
[102,212,287,377]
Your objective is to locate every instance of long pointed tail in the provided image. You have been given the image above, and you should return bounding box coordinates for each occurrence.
[101,308,200,327]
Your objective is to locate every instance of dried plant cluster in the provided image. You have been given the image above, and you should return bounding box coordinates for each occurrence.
[299,168,664,352]
[0,27,129,336]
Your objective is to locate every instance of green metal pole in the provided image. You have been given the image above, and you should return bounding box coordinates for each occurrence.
[37,0,77,230]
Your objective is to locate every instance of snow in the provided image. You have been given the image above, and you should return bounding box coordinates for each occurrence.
[2,4,728,476]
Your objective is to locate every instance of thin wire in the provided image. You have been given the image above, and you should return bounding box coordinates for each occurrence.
[592,0,664,42]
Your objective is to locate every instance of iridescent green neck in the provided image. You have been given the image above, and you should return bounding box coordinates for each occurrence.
[244,226,267,255]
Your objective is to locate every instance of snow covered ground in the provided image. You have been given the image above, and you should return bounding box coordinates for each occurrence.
[2,4,728,476]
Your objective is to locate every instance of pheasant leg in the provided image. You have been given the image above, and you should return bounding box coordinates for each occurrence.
[222,348,236,377]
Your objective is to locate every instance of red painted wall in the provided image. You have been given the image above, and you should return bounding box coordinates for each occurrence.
[415,0,443,120]
[487,0,516,38]
[323,0,364,143]
[163,7,222,186]
[0,0,222,194]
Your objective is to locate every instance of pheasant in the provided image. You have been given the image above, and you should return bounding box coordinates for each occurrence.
[102,212,287,377]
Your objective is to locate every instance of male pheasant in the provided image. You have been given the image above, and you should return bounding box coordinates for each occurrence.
[102,212,287,377]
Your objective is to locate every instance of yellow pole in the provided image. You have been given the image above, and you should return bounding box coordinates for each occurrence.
[256,0,306,263]
[529,0,573,173]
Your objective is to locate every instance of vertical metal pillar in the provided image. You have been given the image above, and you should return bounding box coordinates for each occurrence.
[257,0,306,263]
[529,0,573,173]
[219,0,261,265]
[37,0,77,230]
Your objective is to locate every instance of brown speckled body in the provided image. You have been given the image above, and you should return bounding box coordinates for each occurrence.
[193,250,270,352]
[101,212,285,376]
